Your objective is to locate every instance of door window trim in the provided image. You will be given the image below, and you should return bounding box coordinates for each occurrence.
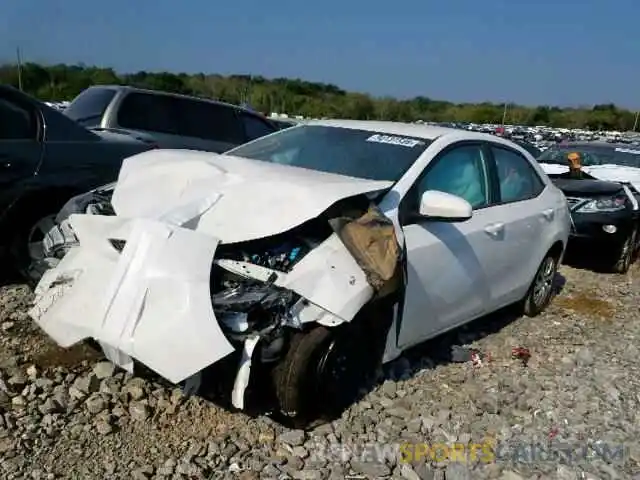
[399,140,495,226]
[485,142,546,206]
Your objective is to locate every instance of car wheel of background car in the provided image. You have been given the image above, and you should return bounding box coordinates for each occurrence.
[523,253,559,317]
[7,194,76,287]
[611,227,637,274]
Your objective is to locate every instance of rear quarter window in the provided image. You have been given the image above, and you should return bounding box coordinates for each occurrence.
[64,88,116,126]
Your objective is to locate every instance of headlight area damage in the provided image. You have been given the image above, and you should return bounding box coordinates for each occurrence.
[42,184,116,262]
[29,194,402,421]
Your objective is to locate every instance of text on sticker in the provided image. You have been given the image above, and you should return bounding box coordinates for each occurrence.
[366,134,425,148]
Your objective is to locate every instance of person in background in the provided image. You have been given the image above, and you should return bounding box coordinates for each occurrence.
[566,152,584,179]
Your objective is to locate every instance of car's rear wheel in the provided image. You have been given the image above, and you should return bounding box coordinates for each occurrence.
[523,253,559,317]
[611,227,637,274]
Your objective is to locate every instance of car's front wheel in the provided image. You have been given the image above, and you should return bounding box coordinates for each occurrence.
[523,253,559,317]
[272,312,389,425]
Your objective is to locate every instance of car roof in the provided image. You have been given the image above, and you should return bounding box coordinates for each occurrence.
[304,119,489,141]
[83,84,260,115]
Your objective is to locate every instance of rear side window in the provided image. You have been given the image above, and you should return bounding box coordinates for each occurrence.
[241,113,276,141]
[64,88,116,127]
[177,99,244,144]
[117,93,175,134]
[492,146,545,203]
[0,97,37,140]
[117,92,245,144]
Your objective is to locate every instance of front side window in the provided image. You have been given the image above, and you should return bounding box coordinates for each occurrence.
[492,146,545,203]
[413,144,490,209]
[64,87,116,127]
[226,125,431,181]
[0,97,36,140]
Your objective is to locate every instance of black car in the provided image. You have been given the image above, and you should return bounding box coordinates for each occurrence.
[538,143,640,273]
[0,85,156,282]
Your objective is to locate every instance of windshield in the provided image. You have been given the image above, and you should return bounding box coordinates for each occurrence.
[64,88,116,127]
[538,146,640,168]
[225,125,431,181]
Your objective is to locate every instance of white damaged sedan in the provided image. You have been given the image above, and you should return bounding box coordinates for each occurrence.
[30,120,570,423]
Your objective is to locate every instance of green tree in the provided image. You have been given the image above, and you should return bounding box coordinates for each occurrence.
[0,62,635,130]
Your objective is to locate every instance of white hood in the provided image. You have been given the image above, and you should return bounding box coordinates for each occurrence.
[110,149,393,243]
[539,163,640,192]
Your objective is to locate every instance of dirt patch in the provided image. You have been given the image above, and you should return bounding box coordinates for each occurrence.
[31,342,103,370]
[553,291,615,320]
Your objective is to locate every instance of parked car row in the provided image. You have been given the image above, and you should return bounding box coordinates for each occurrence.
[2,83,638,426]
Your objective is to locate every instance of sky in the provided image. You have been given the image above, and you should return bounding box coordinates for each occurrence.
[1,0,639,108]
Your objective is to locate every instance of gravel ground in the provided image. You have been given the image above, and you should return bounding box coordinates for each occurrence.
[1,262,639,480]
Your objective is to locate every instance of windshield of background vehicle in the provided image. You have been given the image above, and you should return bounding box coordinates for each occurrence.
[64,88,116,127]
[225,125,431,182]
[538,146,640,168]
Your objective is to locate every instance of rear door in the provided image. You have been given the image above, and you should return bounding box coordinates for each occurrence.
[0,90,44,215]
[484,142,548,305]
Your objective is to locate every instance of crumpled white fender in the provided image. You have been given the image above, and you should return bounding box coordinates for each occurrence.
[30,219,376,387]
[30,214,236,384]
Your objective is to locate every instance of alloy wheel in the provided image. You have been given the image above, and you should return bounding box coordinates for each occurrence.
[532,256,556,307]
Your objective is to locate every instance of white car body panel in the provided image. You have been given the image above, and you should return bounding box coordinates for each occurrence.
[110,149,393,243]
[29,120,570,409]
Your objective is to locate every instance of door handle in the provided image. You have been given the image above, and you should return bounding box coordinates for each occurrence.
[484,222,505,236]
[542,208,554,220]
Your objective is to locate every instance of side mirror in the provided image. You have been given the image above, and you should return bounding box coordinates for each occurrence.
[419,190,473,221]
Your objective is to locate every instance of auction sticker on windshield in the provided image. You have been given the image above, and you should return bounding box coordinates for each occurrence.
[366,134,425,148]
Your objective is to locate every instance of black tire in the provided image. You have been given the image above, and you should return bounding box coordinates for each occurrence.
[523,253,559,317]
[7,195,73,287]
[8,211,58,287]
[611,228,637,274]
[272,319,386,425]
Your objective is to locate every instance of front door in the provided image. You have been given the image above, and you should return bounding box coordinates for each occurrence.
[397,142,504,349]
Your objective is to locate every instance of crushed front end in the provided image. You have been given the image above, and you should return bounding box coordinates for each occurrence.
[29,193,402,413]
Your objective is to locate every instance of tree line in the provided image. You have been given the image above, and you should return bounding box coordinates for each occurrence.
[1,62,637,131]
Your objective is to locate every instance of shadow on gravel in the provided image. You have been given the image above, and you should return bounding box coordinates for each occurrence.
[0,268,21,288]
[291,271,568,427]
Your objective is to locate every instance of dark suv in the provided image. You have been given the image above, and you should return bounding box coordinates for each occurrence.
[64,86,278,152]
